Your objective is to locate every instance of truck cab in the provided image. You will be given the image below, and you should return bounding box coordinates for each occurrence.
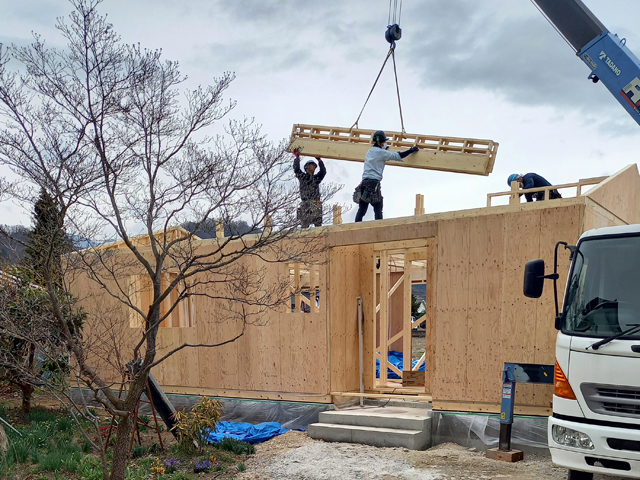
[526,224,640,479]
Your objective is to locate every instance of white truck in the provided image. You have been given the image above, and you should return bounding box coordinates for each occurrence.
[524,225,640,480]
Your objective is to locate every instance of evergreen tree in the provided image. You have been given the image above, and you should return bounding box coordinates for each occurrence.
[23,189,72,285]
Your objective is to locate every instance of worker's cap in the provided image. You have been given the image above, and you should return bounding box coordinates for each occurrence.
[304,160,317,169]
[507,174,520,186]
[373,130,387,143]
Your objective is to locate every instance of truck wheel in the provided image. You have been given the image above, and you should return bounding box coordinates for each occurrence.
[567,470,593,480]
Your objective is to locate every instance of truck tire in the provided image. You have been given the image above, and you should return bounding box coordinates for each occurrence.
[567,470,593,480]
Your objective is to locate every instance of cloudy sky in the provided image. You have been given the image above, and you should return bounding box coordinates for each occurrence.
[1,0,639,225]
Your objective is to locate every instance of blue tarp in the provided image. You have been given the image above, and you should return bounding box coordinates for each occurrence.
[376,350,425,379]
[205,421,289,444]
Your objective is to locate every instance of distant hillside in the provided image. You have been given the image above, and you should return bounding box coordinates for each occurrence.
[0,225,29,264]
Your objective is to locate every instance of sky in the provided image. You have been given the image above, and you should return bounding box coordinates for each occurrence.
[0,0,639,225]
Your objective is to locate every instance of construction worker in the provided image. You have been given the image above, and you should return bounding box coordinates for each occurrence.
[293,150,326,228]
[507,173,562,202]
[354,130,418,222]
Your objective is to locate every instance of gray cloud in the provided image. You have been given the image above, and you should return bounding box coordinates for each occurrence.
[402,0,630,124]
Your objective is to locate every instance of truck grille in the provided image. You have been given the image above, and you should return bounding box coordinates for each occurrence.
[581,384,640,419]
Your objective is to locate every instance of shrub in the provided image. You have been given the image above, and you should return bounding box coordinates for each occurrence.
[216,437,255,455]
[172,397,223,453]
[237,462,246,472]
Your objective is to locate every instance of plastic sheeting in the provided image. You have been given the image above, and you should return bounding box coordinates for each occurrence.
[205,421,289,444]
[69,389,331,430]
[376,351,426,379]
[432,412,549,452]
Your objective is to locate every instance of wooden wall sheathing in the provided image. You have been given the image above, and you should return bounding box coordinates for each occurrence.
[433,218,470,400]
[585,164,640,225]
[329,245,361,393]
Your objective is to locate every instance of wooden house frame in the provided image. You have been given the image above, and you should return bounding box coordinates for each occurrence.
[74,164,640,415]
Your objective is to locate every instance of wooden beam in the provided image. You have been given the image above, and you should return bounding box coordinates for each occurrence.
[290,124,498,176]
[332,392,433,401]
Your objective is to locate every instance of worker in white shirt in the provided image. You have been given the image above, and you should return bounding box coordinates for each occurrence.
[354,130,418,222]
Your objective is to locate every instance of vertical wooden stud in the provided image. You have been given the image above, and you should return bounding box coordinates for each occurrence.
[333,205,342,225]
[215,221,224,238]
[294,263,301,313]
[509,181,520,205]
[402,252,412,371]
[379,250,389,385]
[415,194,425,216]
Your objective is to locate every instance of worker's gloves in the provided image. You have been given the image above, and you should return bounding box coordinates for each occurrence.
[293,148,301,159]
[408,146,419,154]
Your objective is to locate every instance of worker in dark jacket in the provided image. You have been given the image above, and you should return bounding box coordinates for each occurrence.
[507,173,562,202]
[294,150,326,228]
[354,130,418,222]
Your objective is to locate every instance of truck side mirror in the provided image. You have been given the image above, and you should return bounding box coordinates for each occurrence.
[523,259,545,298]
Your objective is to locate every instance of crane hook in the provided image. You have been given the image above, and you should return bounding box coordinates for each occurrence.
[385,24,402,49]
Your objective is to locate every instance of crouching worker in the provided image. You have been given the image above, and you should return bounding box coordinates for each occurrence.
[507,173,562,202]
[294,149,326,228]
[354,130,418,222]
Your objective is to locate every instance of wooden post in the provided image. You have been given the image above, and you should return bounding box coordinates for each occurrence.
[402,252,412,371]
[215,221,224,238]
[379,251,389,385]
[333,205,342,225]
[414,194,425,216]
[294,263,301,313]
[509,181,520,205]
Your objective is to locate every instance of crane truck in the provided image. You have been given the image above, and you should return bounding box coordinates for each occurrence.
[523,1,640,479]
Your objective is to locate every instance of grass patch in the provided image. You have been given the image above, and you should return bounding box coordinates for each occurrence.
[26,407,57,423]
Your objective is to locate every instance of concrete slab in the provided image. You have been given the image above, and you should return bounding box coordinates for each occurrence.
[319,407,430,431]
[308,423,431,450]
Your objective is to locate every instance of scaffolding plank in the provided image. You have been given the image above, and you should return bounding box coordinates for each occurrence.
[290,124,498,176]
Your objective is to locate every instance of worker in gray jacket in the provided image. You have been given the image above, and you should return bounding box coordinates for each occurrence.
[354,130,418,222]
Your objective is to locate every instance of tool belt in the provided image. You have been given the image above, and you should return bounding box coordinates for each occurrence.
[353,179,382,204]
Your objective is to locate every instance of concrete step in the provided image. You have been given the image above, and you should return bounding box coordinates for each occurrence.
[319,407,430,431]
[308,422,430,450]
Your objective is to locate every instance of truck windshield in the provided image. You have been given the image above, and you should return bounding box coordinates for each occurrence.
[563,235,640,339]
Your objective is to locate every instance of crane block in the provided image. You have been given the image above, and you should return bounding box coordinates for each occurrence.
[289,124,498,176]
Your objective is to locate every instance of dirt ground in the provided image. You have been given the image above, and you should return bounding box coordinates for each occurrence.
[237,431,625,480]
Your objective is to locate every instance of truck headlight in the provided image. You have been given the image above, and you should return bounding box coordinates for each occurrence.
[552,425,595,450]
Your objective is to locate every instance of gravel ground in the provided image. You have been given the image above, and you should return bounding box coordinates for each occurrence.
[237,431,626,480]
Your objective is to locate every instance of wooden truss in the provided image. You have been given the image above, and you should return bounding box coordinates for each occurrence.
[290,124,498,176]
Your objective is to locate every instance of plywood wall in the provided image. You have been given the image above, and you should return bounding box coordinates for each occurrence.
[585,164,640,225]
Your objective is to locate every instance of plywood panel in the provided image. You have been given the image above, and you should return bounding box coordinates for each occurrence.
[585,164,640,224]
[466,214,504,402]
[360,244,376,391]
[500,210,541,405]
[329,245,361,392]
[433,218,470,400]
[531,204,583,405]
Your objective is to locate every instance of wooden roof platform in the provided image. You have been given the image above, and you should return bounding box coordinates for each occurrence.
[289,124,498,176]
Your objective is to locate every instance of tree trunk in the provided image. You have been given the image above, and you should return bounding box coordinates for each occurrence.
[109,412,135,480]
[20,383,34,414]
[0,423,7,458]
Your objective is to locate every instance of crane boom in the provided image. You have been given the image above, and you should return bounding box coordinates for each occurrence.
[532,0,640,126]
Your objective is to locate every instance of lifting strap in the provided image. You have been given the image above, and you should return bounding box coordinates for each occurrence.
[351,0,406,133]
[350,47,406,134]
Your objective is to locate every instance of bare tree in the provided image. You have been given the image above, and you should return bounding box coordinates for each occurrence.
[0,1,336,479]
